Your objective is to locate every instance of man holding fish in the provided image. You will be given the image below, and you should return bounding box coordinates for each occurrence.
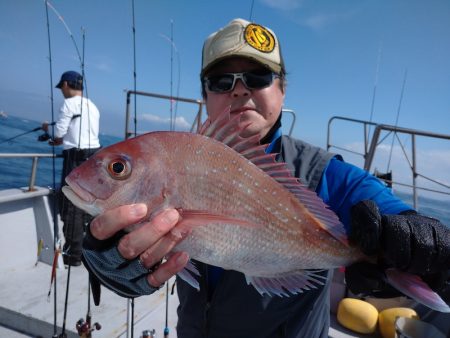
[64,19,450,337]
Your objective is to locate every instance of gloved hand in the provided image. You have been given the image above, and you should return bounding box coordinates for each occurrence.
[346,200,450,298]
[81,225,162,303]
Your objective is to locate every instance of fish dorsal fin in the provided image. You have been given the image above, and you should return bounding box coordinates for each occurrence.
[177,260,201,291]
[198,108,348,245]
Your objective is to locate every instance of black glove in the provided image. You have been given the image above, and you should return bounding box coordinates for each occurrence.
[346,200,450,298]
[81,226,126,305]
[81,226,161,302]
[83,254,101,306]
[345,262,402,298]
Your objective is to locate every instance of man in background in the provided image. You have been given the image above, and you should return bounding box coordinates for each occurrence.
[42,70,101,266]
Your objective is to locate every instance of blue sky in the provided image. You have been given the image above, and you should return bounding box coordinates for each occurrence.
[1,0,450,198]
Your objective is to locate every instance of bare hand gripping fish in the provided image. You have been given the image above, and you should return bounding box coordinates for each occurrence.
[62,109,450,312]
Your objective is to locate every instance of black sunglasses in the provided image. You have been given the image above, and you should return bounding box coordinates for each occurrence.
[203,70,280,93]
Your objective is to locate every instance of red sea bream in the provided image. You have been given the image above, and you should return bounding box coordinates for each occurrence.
[62,110,449,312]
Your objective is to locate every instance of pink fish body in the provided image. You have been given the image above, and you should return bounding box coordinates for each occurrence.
[63,111,450,311]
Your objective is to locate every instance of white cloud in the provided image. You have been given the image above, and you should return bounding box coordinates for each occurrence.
[88,55,114,73]
[94,62,111,72]
[261,0,304,11]
[140,113,191,130]
[261,0,356,30]
[301,10,357,31]
[303,14,335,30]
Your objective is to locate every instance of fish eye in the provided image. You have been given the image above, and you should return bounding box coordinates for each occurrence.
[107,157,131,180]
[112,162,125,173]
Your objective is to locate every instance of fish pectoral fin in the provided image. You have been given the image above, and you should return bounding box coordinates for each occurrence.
[177,210,260,229]
[177,260,201,290]
[385,268,450,313]
[245,270,328,297]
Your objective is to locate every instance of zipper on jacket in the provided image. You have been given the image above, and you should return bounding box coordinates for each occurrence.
[203,263,211,337]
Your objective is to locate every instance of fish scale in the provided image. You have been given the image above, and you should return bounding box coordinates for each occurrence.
[129,132,358,275]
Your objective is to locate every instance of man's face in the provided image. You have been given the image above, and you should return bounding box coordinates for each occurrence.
[60,82,70,98]
[204,57,285,140]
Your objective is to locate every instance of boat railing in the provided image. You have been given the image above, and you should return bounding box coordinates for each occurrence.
[124,90,298,138]
[281,108,296,136]
[0,153,60,194]
[124,90,205,139]
[327,116,450,209]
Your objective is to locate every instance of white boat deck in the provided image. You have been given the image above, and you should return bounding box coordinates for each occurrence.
[0,187,179,337]
[0,262,179,338]
[1,186,449,338]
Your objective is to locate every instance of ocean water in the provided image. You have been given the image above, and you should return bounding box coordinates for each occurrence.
[1,114,449,226]
[0,114,121,190]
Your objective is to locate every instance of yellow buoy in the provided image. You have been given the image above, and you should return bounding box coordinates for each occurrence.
[337,298,379,334]
[378,307,419,338]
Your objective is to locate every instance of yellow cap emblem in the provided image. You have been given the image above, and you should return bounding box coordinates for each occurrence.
[244,24,275,53]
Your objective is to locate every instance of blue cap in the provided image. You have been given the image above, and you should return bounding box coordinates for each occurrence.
[55,71,83,88]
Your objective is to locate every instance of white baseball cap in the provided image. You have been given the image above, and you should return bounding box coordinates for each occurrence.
[201,18,285,77]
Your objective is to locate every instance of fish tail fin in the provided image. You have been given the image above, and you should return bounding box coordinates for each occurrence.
[385,268,450,313]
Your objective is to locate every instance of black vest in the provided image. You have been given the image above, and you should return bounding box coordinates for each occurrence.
[176,136,337,338]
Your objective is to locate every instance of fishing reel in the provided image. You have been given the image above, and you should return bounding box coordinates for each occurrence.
[37,132,51,142]
[141,329,156,338]
[76,317,101,337]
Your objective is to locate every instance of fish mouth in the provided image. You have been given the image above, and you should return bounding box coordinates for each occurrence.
[62,185,102,217]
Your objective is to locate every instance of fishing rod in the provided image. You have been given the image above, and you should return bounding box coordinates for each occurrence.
[45,0,91,149]
[131,0,137,138]
[165,21,174,337]
[164,282,170,338]
[74,265,101,337]
[0,122,55,145]
[386,69,408,172]
[159,31,181,132]
[161,20,182,338]
[367,41,383,142]
[45,1,99,337]
[127,1,138,336]
[249,0,255,21]
[43,1,60,337]
[170,20,174,132]
[46,1,82,64]
[2,114,83,146]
